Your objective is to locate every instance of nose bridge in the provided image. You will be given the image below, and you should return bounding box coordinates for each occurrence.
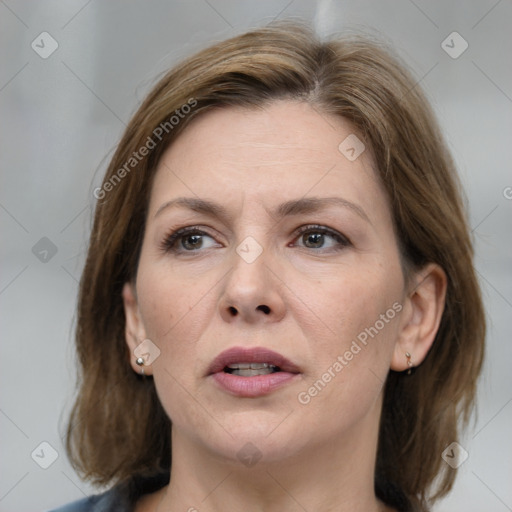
[219,234,286,322]
[229,233,270,295]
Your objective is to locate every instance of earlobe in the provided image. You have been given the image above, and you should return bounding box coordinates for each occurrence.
[122,282,153,376]
[390,263,447,373]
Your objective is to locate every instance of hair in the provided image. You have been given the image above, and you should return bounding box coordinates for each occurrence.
[66,22,485,511]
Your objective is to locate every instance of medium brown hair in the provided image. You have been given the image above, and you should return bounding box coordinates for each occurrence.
[66,22,485,510]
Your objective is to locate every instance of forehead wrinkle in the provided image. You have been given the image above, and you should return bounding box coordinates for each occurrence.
[221,142,326,150]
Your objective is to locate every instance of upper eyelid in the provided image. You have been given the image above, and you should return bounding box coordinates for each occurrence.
[293,225,351,245]
[165,224,345,239]
[164,226,218,242]
[295,224,344,235]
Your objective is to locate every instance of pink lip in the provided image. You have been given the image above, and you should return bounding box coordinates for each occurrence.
[208,346,301,398]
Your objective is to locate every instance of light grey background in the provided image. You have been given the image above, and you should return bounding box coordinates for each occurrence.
[1,1,511,511]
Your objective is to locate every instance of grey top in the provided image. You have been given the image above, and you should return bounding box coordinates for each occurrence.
[48,489,124,512]
[49,472,415,511]
[48,473,169,512]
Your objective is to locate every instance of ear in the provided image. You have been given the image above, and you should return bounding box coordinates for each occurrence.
[122,281,153,376]
[390,263,447,372]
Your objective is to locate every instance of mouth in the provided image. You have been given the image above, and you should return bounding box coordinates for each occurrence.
[208,347,301,397]
[223,362,280,377]
[208,346,300,376]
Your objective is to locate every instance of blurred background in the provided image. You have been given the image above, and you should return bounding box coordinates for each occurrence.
[0,1,511,510]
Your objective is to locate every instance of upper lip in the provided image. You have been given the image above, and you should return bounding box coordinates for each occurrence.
[208,346,301,375]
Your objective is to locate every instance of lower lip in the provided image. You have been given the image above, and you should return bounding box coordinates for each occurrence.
[211,371,299,397]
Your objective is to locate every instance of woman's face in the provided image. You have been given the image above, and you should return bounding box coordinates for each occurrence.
[125,101,409,463]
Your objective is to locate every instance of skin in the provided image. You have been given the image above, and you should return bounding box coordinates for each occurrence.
[123,101,446,512]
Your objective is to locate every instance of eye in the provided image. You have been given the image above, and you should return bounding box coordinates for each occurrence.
[292,225,350,251]
[161,227,220,254]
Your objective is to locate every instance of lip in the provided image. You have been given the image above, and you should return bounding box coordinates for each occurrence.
[208,346,301,398]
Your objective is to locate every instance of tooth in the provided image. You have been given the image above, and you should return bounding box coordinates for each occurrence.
[225,362,279,372]
[232,368,274,377]
[227,363,251,369]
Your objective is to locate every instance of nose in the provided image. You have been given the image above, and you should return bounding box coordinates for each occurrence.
[218,246,286,325]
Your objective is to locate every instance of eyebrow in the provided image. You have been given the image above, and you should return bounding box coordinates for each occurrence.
[154,196,370,224]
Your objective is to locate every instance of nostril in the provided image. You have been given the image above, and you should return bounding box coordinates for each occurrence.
[257,305,271,314]
[228,306,237,316]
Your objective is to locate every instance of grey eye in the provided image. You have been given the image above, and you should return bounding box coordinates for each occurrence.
[302,232,325,248]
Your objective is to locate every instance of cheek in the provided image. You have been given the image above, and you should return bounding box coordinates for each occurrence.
[293,274,400,436]
[136,268,219,429]
[136,259,214,340]
[294,262,403,401]
[135,267,215,392]
[300,262,402,344]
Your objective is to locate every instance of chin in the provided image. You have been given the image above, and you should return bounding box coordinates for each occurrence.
[196,412,311,466]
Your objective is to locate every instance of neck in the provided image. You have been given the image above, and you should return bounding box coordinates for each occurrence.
[150,396,393,512]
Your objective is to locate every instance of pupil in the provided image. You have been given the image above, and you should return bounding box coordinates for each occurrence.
[304,232,323,248]
[183,234,202,250]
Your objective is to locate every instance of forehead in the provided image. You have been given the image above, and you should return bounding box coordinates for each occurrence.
[149,101,387,221]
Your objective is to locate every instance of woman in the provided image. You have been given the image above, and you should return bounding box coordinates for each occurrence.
[52,22,485,512]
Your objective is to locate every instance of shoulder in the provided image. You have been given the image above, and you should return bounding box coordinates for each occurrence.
[47,485,128,512]
[47,472,169,512]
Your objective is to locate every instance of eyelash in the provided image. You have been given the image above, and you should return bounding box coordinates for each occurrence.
[160,227,216,254]
[293,224,351,251]
[160,224,351,255]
